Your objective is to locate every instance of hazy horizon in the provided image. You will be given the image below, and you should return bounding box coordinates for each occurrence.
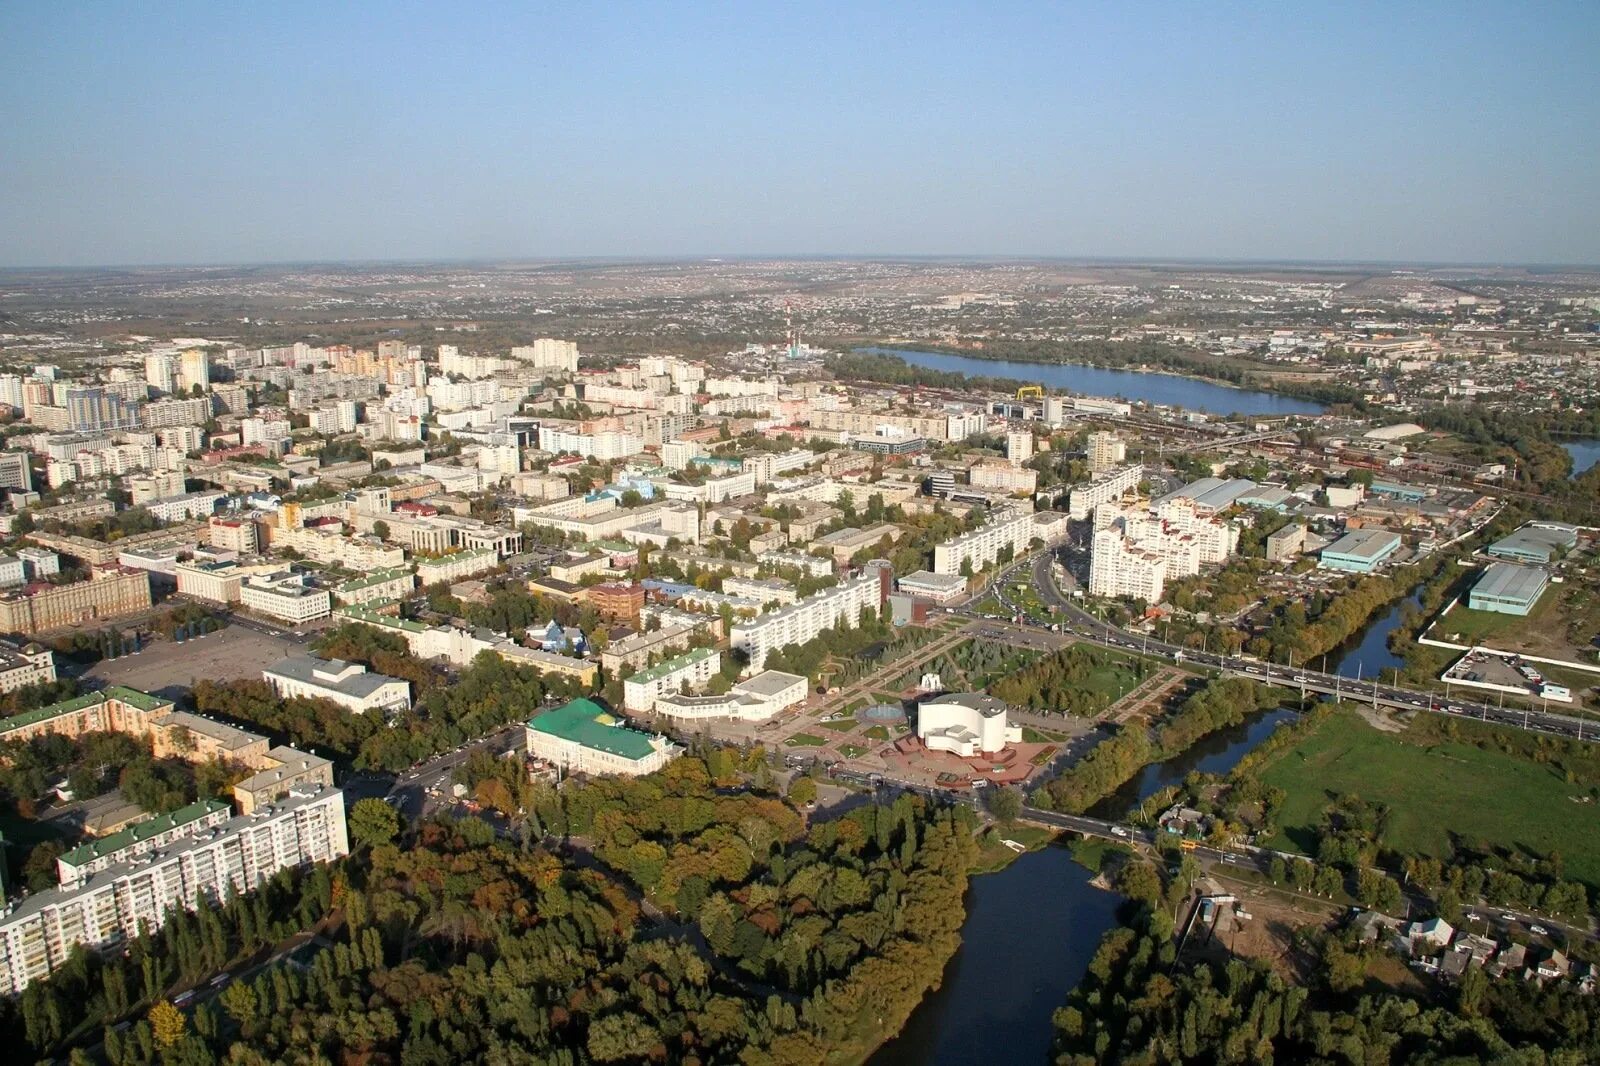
[4,3,1598,268]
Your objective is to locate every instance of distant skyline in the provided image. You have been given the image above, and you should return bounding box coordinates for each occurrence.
[3,2,1598,268]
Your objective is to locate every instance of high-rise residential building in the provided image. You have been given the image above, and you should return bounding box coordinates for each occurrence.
[1087,431,1127,474]
[177,349,211,393]
[64,387,134,432]
[1068,464,1143,519]
[144,353,176,395]
[512,338,581,372]
[0,374,26,410]
[1006,428,1034,464]
[1089,526,1169,602]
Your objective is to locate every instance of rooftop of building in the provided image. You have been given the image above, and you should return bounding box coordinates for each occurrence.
[898,570,967,590]
[921,691,1009,718]
[732,670,806,698]
[1473,561,1550,602]
[0,685,172,735]
[264,655,405,699]
[1323,528,1402,559]
[337,602,428,632]
[1489,523,1580,557]
[335,567,415,592]
[627,645,718,684]
[57,798,231,868]
[232,745,334,797]
[527,697,661,761]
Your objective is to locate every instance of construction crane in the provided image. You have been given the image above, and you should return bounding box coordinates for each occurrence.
[1016,385,1044,401]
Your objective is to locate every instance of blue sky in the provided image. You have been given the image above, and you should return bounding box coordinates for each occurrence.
[2,2,1597,267]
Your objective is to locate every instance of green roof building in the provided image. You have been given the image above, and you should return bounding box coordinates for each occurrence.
[525,698,678,777]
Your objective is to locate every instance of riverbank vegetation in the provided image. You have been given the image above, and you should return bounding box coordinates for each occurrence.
[1031,677,1281,815]
[1053,907,1600,1064]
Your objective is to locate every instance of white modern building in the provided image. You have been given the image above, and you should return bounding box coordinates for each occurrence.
[239,571,332,624]
[0,786,348,997]
[916,692,1021,757]
[653,670,808,723]
[263,656,411,714]
[1068,464,1142,519]
[1087,431,1127,474]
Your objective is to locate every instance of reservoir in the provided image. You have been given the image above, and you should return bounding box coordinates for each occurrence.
[868,842,1122,1066]
[1563,439,1600,477]
[865,347,1326,417]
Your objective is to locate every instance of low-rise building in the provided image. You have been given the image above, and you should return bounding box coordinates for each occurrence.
[263,655,411,714]
[1319,529,1402,573]
[653,670,807,724]
[601,624,695,675]
[0,638,55,693]
[415,546,499,586]
[525,698,678,777]
[896,570,968,604]
[1468,562,1549,616]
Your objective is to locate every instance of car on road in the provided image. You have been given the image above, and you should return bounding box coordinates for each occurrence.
[1110,827,1128,838]
[1530,924,1550,936]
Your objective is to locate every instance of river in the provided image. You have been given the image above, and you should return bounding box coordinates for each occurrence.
[863,346,1326,417]
[867,842,1123,1066]
[1563,439,1600,477]
[1085,707,1301,821]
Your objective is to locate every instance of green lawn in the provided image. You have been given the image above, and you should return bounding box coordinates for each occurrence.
[785,733,827,747]
[1433,603,1537,644]
[863,725,891,741]
[1255,709,1600,889]
[818,719,858,733]
[1022,726,1067,743]
[839,744,869,758]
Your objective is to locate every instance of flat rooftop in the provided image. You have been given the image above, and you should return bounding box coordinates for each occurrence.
[1322,528,1402,561]
[1472,562,1549,603]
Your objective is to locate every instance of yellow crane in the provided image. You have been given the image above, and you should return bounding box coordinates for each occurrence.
[1016,385,1044,400]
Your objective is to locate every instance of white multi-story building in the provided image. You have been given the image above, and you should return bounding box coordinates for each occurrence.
[742,449,814,485]
[1088,526,1169,603]
[0,786,348,997]
[238,571,332,625]
[538,426,644,461]
[622,646,721,712]
[1006,429,1034,464]
[1068,464,1143,520]
[263,656,411,714]
[178,349,210,393]
[308,401,358,435]
[969,461,1038,494]
[932,509,1035,576]
[144,353,176,395]
[731,568,887,671]
[512,338,580,373]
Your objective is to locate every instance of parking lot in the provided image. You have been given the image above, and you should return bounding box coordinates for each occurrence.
[84,624,306,700]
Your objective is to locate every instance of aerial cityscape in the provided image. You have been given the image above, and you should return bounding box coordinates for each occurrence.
[2,4,1600,1065]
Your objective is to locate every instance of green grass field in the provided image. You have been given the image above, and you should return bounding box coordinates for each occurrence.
[1255,709,1600,889]
[785,733,827,747]
[839,744,869,758]
[863,725,891,741]
[819,719,857,733]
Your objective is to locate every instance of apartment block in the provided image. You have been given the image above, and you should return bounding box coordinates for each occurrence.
[0,787,348,997]
[623,646,721,712]
[731,566,888,671]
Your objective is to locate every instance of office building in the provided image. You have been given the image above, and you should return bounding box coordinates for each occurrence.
[0,568,151,635]
[238,571,332,625]
[1265,523,1307,563]
[525,698,677,777]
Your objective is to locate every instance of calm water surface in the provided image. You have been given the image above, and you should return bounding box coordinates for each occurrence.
[867,347,1325,417]
[868,843,1122,1066]
[1563,439,1600,477]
